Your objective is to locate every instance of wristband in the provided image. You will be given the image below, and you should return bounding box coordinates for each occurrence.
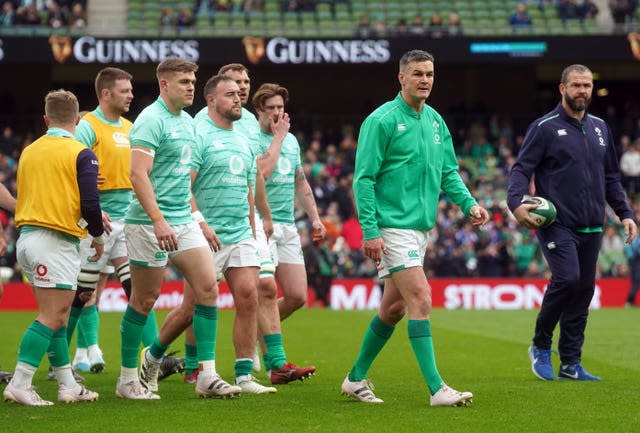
[149,210,163,222]
[192,210,205,224]
[93,235,105,245]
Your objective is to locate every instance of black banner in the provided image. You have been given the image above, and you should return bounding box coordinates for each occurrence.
[0,34,637,65]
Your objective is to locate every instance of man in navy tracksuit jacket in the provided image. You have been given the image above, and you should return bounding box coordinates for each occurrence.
[508,64,637,381]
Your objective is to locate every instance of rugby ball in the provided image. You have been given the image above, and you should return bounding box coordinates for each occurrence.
[521,196,557,228]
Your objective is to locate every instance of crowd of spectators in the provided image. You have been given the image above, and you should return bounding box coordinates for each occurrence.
[3,100,640,285]
[0,0,86,29]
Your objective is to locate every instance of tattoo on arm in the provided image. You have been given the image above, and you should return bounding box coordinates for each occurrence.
[258,151,270,160]
[295,169,306,182]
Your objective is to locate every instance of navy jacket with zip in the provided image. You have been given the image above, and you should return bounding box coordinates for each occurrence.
[508,103,633,229]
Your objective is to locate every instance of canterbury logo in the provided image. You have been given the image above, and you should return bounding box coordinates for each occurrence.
[407,250,419,259]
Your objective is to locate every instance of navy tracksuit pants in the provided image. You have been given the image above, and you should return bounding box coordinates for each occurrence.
[533,224,602,365]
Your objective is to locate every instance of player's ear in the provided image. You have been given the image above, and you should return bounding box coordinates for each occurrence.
[43,115,50,127]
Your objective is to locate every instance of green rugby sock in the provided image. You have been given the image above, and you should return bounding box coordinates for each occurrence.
[408,320,443,395]
[141,309,159,348]
[81,305,99,346]
[18,321,53,368]
[349,315,394,382]
[264,333,287,370]
[120,305,147,369]
[193,304,217,362]
[185,343,198,373]
[235,358,253,378]
[47,327,71,367]
[66,306,82,344]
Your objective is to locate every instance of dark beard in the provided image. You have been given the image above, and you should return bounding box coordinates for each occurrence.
[565,94,591,112]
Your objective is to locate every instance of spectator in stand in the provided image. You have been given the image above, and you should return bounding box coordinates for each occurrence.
[159,8,174,29]
[582,0,599,19]
[620,138,640,196]
[393,18,409,37]
[47,0,68,29]
[69,2,86,28]
[557,0,584,23]
[372,14,387,37]
[609,0,638,31]
[355,14,374,39]
[447,12,463,36]
[19,3,42,26]
[598,224,626,276]
[408,13,425,36]
[509,3,533,31]
[175,7,194,30]
[0,1,15,26]
[427,12,445,38]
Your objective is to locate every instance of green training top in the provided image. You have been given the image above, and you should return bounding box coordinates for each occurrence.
[125,97,195,225]
[191,117,255,245]
[257,130,301,224]
[354,93,478,240]
[196,106,259,188]
[75,107,133,220]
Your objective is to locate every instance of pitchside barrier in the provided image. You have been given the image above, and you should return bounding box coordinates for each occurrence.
[0,278,634,311]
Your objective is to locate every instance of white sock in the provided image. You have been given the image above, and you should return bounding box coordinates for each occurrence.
[120,367,138,383]
[236,374,251,384]
[87,344,102,357]
[199,360,216,377]
[11,362,36,389]
[53,364,77,388]
[74,348,88,360]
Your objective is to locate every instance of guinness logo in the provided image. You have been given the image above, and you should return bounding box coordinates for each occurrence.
[242,36,265,65]
[49,35,73,63]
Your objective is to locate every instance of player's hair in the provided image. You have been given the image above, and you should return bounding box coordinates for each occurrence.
[203,75,235,99]
[399,50,434,72]
[218,63,248,76]
[252,83,289,111]
[561,64,592,85]
[44,89,79,125]
[95,67,132,99]
[156,57,198,79]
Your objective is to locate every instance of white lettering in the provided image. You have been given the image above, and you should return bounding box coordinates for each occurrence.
[330,283,380,310]
[73,36,200,64]
[265,38,390,65]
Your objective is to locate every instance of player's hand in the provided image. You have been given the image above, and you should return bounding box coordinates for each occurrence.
[200,222,221,252]
[89,239,104,262]
[271,112,290,142]
[102,211,112,235]
[311,219,326,242]
[622,218,638,244]
[262,217,274,240]
[513,203,543,229]
[363,237,388,264]
[469,205,490,226]
[153,219,179,252]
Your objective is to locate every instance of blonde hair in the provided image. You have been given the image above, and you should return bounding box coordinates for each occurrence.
[44,89,79,125]
[156,57,198,79]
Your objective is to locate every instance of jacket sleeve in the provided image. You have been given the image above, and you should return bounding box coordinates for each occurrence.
[603,124,634,221]
[440,120,478,215]
[76,148,104,238]
[508,122,546,212]
[353,115,387,240]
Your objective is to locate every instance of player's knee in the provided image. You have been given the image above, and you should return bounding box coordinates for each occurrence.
[257,278,277,300]
[380,301,406,325]
[285,292,307,311]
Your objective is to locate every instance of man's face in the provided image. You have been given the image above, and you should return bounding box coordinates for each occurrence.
[398,60,434,103]
[223,69,250,106]
[106,78,133,115]
[257,95,284,132]
[214,80,242,122]
[162,71,196,109]
[561,70,593,113]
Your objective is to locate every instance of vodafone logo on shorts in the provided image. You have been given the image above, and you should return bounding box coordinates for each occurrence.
[36,264,48,276]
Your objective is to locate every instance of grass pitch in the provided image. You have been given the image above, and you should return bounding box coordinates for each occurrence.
[1,308,639,433]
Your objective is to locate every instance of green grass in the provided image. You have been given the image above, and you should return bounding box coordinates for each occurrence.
[1,309,639,433]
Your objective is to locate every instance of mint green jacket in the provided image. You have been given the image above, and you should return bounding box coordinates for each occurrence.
[354,93,477,240]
